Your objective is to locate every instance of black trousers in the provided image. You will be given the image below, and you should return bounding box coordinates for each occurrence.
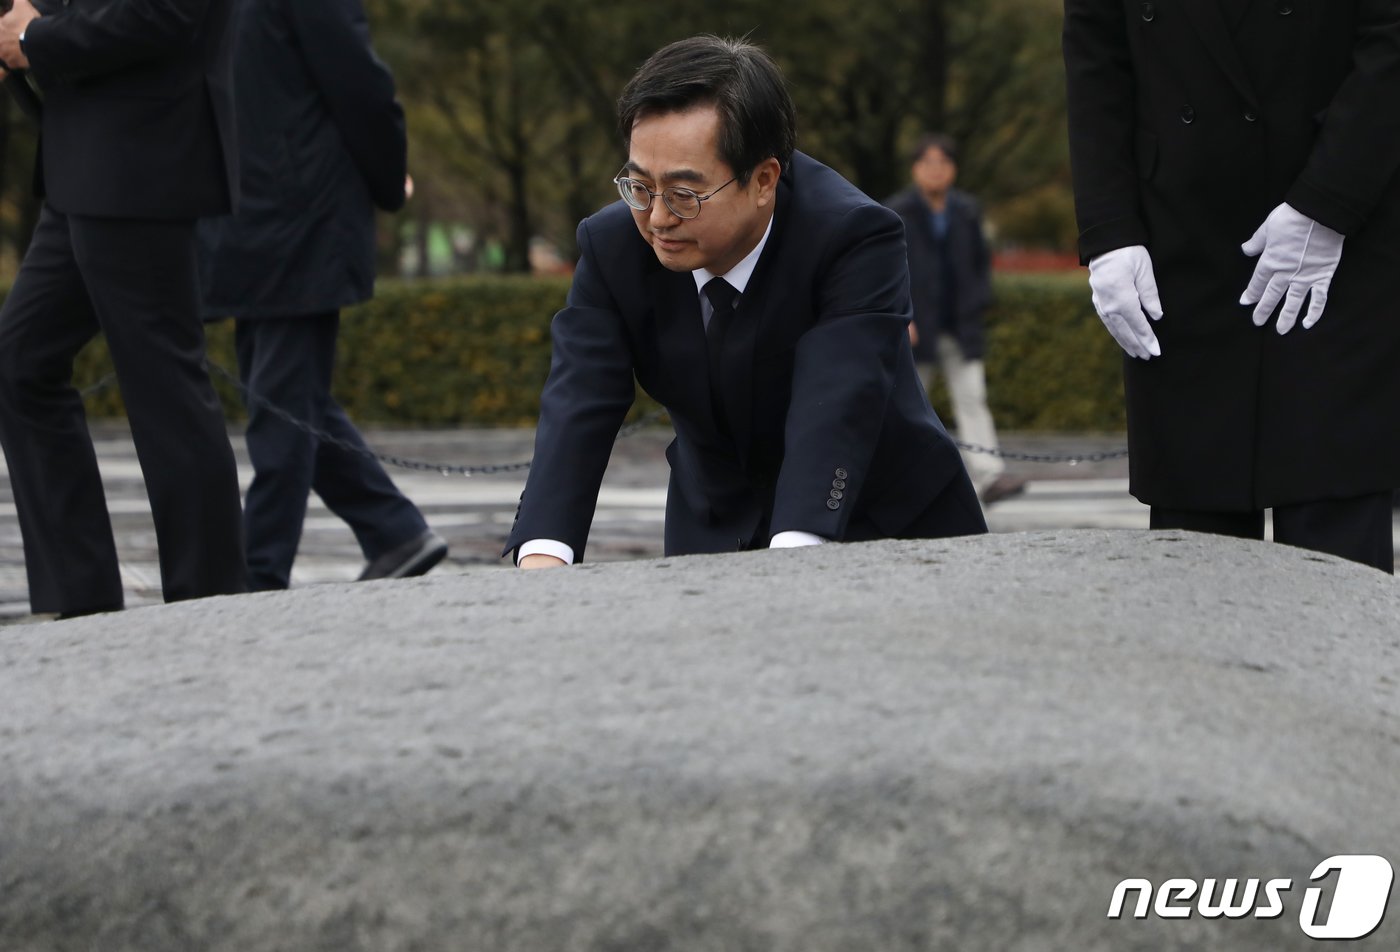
[1150,492,1394,573]
[235,312,427,591]
[0,207,246,613]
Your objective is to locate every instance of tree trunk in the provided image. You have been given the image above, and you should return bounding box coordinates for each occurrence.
[504,160,531,273]
[919,0,949,135]
[414,180,432,278]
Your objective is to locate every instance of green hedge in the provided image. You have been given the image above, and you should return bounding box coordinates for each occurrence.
[68,271,1122,431]
[73,277,574,427]
[980,272,1126,431]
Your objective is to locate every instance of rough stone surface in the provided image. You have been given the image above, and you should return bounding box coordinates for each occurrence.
[1,529,1398,951]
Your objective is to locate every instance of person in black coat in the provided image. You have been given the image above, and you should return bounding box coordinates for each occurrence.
[0,0,247,616]
[1064,0,1400,572]
[198,0,445,591]
[886,134,1026,506]
[506,36,986,568]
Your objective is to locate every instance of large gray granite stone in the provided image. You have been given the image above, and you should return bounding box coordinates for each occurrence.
[1,529,1397,951]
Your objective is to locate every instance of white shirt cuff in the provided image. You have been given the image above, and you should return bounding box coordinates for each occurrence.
[769,530,827,549]
[517,539,576,565]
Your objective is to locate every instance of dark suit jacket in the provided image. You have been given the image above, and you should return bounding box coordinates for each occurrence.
[505,152,977,561]
[886,186,993,361]
[198,0,406,318]
[1064,0,1400,509]
[20,0,237,218]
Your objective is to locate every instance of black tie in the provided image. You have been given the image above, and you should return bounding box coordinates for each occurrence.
[703,277,738,435]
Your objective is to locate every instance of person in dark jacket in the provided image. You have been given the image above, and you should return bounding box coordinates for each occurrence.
[198,0,445,591]
[1064,0,1400,572]
[0,0,247,617]
[886,134,1026,506]
[506,36,986,568]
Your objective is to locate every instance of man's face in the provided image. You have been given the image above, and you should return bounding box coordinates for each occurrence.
[624,105,778,275]
[913,145,957,195]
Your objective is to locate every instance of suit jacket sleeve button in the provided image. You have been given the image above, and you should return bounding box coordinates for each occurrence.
[1180,104,1195,124]
[832,478,847,489]
[1141,2,1154,21]
[826,499,841,510]
[834,467,849,480]
[830,489,844,500]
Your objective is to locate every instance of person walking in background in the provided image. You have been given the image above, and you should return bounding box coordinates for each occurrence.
[886,135,1027,506]
[507,36,986,568]
[198,0,446,591]
[0,0,247,617]
[1064,0,1400,572]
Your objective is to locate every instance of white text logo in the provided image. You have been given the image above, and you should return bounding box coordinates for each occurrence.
[1107,854,1393,941]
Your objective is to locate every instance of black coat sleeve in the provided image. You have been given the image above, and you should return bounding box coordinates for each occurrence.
[769,202,914,540]
[502,218,637,562]
[1062,0,1150,263]
[23,0,211,87]
[1286,0,1400,234]
[286,0,407,211]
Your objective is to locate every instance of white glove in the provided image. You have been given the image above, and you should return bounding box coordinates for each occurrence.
[1088,245,1164,360]
[1240,202,1344,334]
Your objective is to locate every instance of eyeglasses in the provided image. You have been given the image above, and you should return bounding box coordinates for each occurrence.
[613,169,737,220]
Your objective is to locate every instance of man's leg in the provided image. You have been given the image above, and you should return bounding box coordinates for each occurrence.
[238,311,437,585]
[0,207,122,614]
[1273,493,1394,573]
[297,314,427,555]
[935,333,1017,500]
[1149,507,1265,540]
[311,397,433,565]
[234,314,334,590]
[69,216,245,603]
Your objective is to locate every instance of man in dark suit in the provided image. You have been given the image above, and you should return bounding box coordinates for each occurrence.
[198,0,446,591]
[0,0,246,615]
[887,134,1026,506]
[1064,0,1400,572]
[506,35,986,569]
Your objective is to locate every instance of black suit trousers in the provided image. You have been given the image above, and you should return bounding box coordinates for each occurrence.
[1149,493,1394,574]
[234,312,427,591]
[0,206,246,613]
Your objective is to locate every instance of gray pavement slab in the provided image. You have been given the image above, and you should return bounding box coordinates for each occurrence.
[1,530,1397,950]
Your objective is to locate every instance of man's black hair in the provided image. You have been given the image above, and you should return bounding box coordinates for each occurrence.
[618,35,797,185]
[911,132,959,166]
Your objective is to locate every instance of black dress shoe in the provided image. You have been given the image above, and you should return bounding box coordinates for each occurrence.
[980,474,1029,505]
[358,530,448,581]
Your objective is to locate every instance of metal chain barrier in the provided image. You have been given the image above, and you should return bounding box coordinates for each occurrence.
[951,441,1130,464]
[204,362,673,476]
[77,364,1129,471]
[80,373,119,399]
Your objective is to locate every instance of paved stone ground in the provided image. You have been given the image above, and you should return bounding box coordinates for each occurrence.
[2,423,1393,621]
